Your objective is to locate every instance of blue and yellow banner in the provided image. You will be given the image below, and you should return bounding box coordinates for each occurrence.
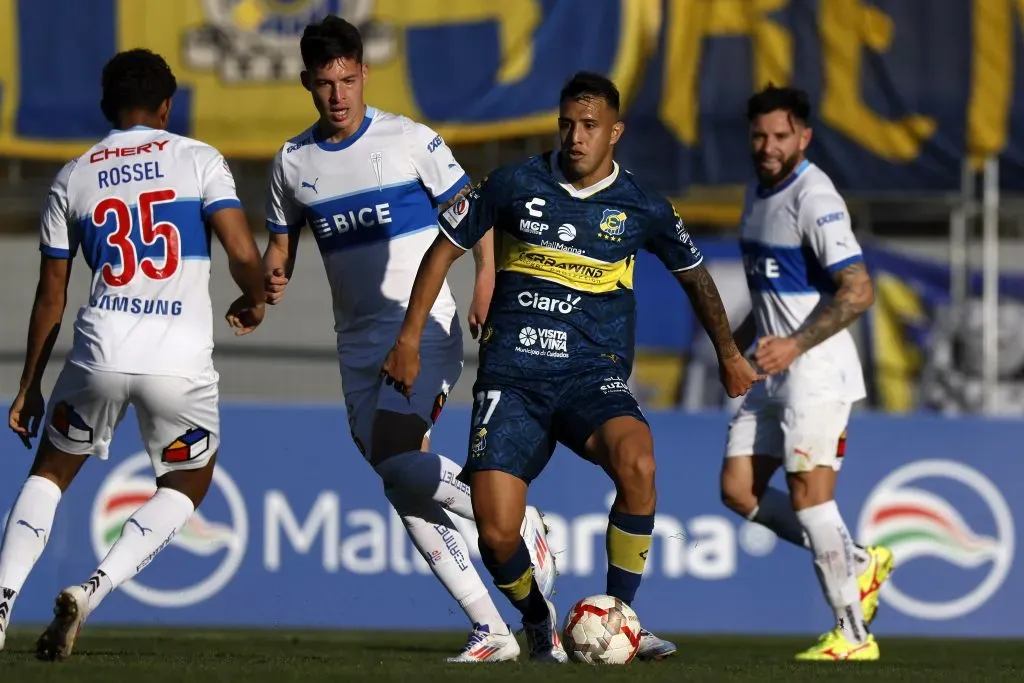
[1,0,1023,193]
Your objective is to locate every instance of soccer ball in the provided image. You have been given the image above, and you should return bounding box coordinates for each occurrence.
[562,594,642,665]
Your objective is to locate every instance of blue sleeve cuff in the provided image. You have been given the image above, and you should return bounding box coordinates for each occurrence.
[39,244,71,259]
[434,173,470,206]
[437,223,469,251]
[202,197,243,220]
[266,220,303,234]
[827,254,864,274]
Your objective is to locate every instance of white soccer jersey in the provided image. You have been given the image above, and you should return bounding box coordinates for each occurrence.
[266,107,468,366]
[738,160,866,402]
[39,125,241,379]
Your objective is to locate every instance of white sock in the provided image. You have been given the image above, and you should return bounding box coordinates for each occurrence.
[0,475,63,616]
[384,486,507,634]
[90,488,195,612]
[375,451,475,520]
[750,488,871,573]
[796,500,868,644]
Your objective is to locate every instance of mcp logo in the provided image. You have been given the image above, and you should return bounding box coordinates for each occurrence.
[90,453,248,608]
[857,459,1014,620]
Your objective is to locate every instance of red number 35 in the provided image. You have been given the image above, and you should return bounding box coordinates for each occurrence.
[92,189,182,287]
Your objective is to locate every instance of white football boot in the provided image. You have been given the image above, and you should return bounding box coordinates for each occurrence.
[522,506,557,599]
[36,585,90,661]
[523,598,568,663]
[636,629,677,661]
[447,623,521,663]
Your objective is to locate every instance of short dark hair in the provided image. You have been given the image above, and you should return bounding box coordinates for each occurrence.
[300,15,363,70]
[100,49,177,126]
[559,71,620,112]
[746,84,811,125]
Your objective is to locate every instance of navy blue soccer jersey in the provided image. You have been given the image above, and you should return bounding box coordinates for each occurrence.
[438,152,703,381]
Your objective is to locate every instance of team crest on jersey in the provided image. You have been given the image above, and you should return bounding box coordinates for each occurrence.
[370,151,383,190]
[182,1,396,83]
[470,427,487,457]
[598,208,627,242]
[162,428,211,463]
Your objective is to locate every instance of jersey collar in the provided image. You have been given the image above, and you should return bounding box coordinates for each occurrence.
[549,152,619,199]
[755,159,811,198]
[314,106,377,152]
[108,125,157,135]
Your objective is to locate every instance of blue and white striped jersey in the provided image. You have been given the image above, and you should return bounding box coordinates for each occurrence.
[266,107,469,364]
[40,126,241,379]
[739,160,866,402]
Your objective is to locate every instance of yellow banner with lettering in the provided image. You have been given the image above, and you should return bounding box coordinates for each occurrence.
[0,0,1020,192]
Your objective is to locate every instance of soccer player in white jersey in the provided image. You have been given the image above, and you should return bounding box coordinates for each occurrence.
[720,85,894,661]
[261,17,555,662]
[1,50,265,660]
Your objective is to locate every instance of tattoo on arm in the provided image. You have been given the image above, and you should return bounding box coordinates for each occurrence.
[437,183,472,214]
[437,182,489,269]
[793,261,875,352]
[676,264,740,358]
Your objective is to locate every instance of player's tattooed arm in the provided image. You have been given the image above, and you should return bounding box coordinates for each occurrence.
[676,265,742,359]
[438,181,492,273]
[792,261,875,352]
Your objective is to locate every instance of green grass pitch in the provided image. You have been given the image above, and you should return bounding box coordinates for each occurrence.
[1,627,1022,682]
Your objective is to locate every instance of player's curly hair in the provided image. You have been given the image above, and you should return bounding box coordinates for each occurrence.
[301,15,363,70]
[100,49,177,127]
[560,72,620,112]
[746,84,811,124]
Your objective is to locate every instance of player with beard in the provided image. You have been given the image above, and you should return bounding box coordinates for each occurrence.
[720,85,893,661]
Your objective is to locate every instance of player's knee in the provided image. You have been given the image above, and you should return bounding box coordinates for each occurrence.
[786,468,835,511]
[369,411,428,466]
[476,519,521,562]
[28,436,87,492]
[156,452,218,508]
[609,440,656,501]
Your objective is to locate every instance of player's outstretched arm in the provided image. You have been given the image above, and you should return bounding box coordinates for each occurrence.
[676,265,764,398]
[381,235,465,397]
[676,264,742,359]
[792,262,874,352]
[10,255,73,446]
[209,207,266,335]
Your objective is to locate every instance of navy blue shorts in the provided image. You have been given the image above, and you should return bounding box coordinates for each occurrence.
[460,360,647,484]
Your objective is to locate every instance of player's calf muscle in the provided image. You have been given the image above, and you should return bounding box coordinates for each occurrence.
[720,455,775,516]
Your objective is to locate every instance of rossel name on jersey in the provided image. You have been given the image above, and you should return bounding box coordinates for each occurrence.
[517,290,581,314]
[97,161,166,189]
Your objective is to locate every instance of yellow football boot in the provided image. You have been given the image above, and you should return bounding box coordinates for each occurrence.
[795,629,880,661]
[858,545,895,624]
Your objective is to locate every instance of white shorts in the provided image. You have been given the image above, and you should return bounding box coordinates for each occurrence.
[724,388,851,474]
[340,343,463,460]
[46,361,221,478]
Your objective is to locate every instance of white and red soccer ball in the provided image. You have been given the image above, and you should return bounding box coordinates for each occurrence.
[562,594,642,665]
